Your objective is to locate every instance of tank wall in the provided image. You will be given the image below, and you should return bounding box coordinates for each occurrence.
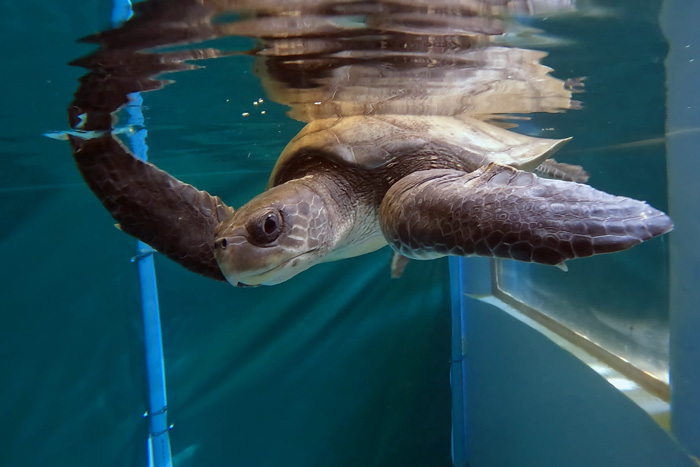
[454,259,694,467]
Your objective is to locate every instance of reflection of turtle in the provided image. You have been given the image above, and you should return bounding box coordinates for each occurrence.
[71,113,672,287]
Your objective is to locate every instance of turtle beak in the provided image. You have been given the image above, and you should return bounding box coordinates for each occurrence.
[214,242,261,287]
[213,229,288,286]
[214,236,258,287]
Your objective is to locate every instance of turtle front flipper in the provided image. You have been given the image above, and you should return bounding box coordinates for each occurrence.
[70,133,234,281]
[379,163,673,267]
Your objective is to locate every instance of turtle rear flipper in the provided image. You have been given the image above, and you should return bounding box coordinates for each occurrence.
[379,163,673,266]
[70,133,234,281]
[390,252,411,278]
[535,158,590,183]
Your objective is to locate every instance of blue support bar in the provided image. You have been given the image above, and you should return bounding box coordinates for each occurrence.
[449,257,468,467]
[135,241,172,467]
[449,256,492,466]
[111,2,173,466]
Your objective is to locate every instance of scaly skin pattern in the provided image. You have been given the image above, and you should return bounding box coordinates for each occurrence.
[70,134,233,281]
[379,163,673,265]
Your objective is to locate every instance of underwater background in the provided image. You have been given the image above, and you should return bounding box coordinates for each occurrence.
[0,0,681,466]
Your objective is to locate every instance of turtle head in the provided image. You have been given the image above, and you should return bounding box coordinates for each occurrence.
[214,181,332,286]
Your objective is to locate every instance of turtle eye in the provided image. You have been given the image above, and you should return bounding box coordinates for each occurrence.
[247,209,283,245]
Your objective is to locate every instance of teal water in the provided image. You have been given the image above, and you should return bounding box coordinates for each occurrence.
[0,0,671,466]
[0,2,452,466]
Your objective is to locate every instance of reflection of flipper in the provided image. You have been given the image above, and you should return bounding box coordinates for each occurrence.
[379,163,673,266]
[564,76,586,93]
[535,158,590,183]
[390,252,410,278]
[70,134,233,281]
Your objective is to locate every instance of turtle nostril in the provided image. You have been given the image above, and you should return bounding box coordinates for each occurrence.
[215,238,229,250]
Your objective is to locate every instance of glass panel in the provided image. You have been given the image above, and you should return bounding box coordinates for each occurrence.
[494,253,670,385]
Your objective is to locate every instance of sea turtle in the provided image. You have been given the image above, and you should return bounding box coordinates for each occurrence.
[69,113,672,287]
[66,0,673,287]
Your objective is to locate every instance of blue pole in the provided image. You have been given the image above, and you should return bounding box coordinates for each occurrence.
[134,240,172,467]
[111,4,173,467]
[449,256,491,466]
[449,257,468,467]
